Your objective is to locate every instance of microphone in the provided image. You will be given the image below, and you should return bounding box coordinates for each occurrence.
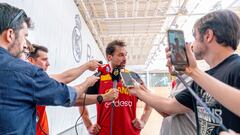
[98,61,103,64]
[110,67,121,135]
[112,67,121,90]
[94,63,111,77]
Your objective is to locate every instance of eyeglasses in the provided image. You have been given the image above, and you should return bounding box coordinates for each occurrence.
[7,10,24,28]
[23,51,30,60]
[21,46,30,60]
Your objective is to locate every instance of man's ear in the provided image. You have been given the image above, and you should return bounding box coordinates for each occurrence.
[27,57,35,64]
[107,55,112,62]
[5,29,15,43]
[204,29,214,43]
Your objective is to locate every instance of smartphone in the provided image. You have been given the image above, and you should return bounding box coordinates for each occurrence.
[120,72,134,88]
[129,71,143,84]
[167,29,188,71]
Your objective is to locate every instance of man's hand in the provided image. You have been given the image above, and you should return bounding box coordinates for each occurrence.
[128,83,148,97]
[86,60,102,71]
[132,118,145,130]
[87,124,101,135]
[103,88,119,102]
[165,43,198,75]
[85,76,99,87]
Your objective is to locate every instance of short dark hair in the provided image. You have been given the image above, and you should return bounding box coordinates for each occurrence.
[193,10,240,50]
[105,40,126,56]
[29,44,48,59]
[0,3,32,34]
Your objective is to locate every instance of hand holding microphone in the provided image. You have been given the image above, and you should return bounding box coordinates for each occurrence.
[102,88,119,102]
[86,60,103,71]
[94,63,111,77]
[85,76,100,87]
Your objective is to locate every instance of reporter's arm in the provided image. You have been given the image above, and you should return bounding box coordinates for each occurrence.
[73,76,99,106]
[50,60,100,84]
[75,89,118,105]
[130,86,191,115]
[50,65,88,84]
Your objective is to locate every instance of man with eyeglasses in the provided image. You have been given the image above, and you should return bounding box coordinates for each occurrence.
[0,3,107,135]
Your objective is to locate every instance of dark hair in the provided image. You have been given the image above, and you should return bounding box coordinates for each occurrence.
[0,3,32,34]
[105,40,126,56]
[29,44,48,59]
[193,10,240,50]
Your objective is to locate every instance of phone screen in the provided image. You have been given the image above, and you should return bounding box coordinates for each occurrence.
[120,72,134,88]
[129,71,143,84]
[167,30,188,68]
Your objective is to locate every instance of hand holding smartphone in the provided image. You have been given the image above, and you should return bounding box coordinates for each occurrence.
[120,72,134,88]
[167,29,189,71]
[129,71,143,84]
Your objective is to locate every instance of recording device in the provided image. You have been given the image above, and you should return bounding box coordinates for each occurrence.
[98,61,103,64]
[110,67,121,135]
[120,72,134,88]
[167,29,188,71]
[112,67,121,88]
[129,71,143,84]
[94,63,111,77]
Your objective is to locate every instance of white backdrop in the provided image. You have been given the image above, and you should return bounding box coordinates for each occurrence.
[0,0,105,134]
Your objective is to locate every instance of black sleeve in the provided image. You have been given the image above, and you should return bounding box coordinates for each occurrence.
[86,80,100,94]
[175,85,195,111]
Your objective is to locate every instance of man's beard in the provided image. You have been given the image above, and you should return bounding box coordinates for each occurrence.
[193,51,203,60]
[118,62,126,69]
[8,40,22,57]
[192,46,204,60]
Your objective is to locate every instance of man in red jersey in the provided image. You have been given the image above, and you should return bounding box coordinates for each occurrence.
[79,40,152,135]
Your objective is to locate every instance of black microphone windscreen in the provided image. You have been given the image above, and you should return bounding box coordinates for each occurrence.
[112,68,121,81]
[98,61,103,64]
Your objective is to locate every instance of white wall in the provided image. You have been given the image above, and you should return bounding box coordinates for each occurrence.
[0,0,104,134]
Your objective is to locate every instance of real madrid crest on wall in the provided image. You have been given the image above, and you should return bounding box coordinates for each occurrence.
[72,15,82,63]
[87,44,93,61]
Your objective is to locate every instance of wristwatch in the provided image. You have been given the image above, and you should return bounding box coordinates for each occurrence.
[97,95,103,104]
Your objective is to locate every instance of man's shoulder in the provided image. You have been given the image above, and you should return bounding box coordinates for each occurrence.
[226,54,240,65]
[231,54,240,66]
[6,58,39,76]
[208,54,240,74]
[224,54,240,72]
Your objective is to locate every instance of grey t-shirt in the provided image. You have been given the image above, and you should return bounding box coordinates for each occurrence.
[160,75,196,135]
